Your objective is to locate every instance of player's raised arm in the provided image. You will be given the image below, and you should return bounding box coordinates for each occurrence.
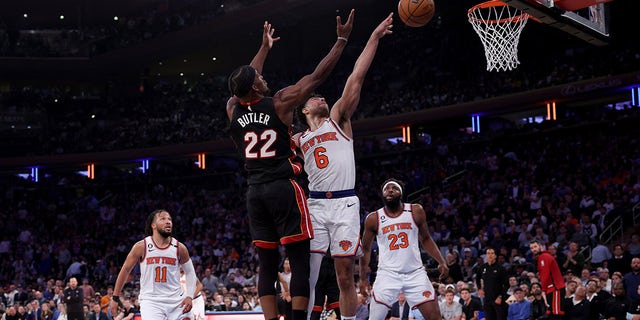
[250,21,280,74]
[227,22,278,121]
[330,12,393,136]
[273,9,354,120]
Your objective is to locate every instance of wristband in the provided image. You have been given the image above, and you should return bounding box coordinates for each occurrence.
[337,36,348,42]
[112,295,124,308]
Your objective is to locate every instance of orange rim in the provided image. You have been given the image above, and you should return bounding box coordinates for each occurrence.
[468,0,537,24]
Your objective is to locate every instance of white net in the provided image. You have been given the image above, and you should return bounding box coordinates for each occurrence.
[468,1,530,72]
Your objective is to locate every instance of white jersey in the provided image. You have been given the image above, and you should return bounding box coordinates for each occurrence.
[139,236,183,301]
[299,118,355,192]
[374,203,424,273]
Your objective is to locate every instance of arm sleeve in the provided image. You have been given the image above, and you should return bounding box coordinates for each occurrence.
[181,259,197,299]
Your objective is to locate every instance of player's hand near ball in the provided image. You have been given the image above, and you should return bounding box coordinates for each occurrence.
[372,12,394,39]
[261,21,280,50]
[336,9,355,41]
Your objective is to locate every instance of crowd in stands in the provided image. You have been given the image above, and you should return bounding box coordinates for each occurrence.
[0,101,639,319]
[1,0,639,157]
[0,0,235,57]
[2,40,639,157]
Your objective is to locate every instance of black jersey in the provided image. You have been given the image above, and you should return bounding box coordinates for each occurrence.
[230,97,302,184]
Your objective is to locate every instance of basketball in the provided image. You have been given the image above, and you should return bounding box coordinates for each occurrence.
[398,0,435,27]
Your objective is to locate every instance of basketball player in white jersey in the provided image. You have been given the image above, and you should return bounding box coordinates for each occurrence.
[359,179,448,320]
[110,209,197,320]
[294,13,394,320]
[180,267,205,320]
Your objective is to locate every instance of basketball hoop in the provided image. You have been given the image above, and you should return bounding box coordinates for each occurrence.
[468,0,531,72]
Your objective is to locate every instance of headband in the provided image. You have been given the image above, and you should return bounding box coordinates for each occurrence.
[382,181,403,195]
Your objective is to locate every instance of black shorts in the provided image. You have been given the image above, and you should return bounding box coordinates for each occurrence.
[247,179,313,248]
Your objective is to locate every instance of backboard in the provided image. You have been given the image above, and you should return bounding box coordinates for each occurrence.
[501,0,612,45]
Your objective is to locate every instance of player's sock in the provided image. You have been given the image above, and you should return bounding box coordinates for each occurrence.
[341,316,356,320]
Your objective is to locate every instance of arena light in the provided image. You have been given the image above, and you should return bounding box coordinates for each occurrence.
[31,167,38,182]
[402,125,411,144]
[632,87,640,107]
[87,164,95,179]
[546,101,557,120]
[139,159,150,173]
[196,153,206,169]
[16,167,38,182]
[76,164,94,179]
[471,115,481,133]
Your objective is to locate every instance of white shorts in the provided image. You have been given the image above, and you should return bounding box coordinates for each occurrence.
[308,196,362,257]
[140,297,187,320]
[371,268,436,308]
[191,295,205,320]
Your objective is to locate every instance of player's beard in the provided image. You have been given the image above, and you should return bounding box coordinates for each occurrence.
[158,228,172,238]
[383,195,402,211]
[318,106,330,118]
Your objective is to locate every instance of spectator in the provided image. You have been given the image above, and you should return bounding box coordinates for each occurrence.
[563,285,591,320]
[439,289,462,320]
[26,300,41,320]
[388,292,410,320]
[585,279,609,320]
[597,268,613,293]
[604,282,631,320]
[79,280,94,301]
[528,283,547,320]
[608,244,632,275]
[201,269,219,294]
[590,239,612,269]
[624,258,640,300]
[459,287,482,320]
[88,304,107,320]
[563,242,586,276]
[506,288,530,320]
[629,235,640,257]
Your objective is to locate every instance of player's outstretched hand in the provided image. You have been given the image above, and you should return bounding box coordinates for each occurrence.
[337,9,355,40]
[373,12,394,39]
[261,21,280,49]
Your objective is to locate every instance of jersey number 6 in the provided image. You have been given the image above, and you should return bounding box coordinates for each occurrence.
[313,147,329,169]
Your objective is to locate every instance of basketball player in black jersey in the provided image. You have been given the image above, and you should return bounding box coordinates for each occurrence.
[226,12,354,320]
